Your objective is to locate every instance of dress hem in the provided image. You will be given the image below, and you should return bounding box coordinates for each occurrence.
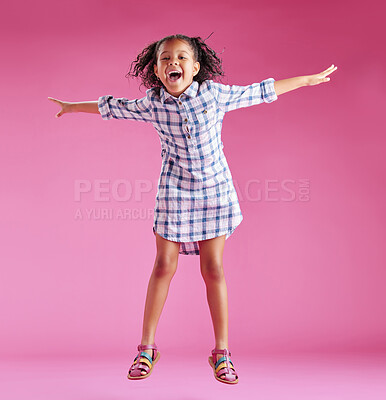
[152,215,243,256]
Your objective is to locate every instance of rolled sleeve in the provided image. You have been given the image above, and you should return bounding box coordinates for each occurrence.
[211,78,278,113]
[98,94,153,122]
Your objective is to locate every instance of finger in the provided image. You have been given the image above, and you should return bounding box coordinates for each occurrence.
[327,65,338,72]
[319,66,337,79]
[320,66,332,73]
[325,67,338,77]
[321,64,335,74]
[56,111,62,118]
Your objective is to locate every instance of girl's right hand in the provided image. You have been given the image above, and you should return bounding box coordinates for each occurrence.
[305,65,338,86]
[48,97,73,118]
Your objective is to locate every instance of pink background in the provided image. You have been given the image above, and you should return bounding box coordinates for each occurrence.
[1,0,385,361]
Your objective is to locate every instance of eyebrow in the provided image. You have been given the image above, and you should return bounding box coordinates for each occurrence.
[160,50,190,55]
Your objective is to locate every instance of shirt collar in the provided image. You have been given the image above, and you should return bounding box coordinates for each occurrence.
[159,80,199,104]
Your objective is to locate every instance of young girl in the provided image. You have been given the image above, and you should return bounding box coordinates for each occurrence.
[48,34,337,385]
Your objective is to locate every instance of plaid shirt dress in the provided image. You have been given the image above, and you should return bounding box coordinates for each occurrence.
[98,78,278,255]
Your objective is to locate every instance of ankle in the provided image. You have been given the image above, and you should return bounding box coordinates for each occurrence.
[140,339,155,346]
[215,344,229,351]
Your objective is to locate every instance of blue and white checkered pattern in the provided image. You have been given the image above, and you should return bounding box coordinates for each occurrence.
[98,78,278,255]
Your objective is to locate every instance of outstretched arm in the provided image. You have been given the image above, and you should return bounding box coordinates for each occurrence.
[273,64,338,96]
[48,97,99,118]
[49,95,153,122]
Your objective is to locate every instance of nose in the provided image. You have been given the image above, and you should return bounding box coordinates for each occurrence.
[169,58,179,65]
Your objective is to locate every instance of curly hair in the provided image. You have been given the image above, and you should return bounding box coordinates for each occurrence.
[125,33,225,92]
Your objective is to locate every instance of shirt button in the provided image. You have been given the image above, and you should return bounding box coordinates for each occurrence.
[187,135,191,139]
[203,110,207,114]
[179,101,182,105]
[184,118,188,122]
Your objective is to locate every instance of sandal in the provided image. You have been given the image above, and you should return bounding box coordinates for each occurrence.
[127,343,160,380]
[208,348,239,384]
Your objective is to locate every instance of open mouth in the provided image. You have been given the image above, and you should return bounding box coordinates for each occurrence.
[167,70,182,82]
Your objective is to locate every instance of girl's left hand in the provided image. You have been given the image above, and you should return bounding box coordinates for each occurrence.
[306,64,338,86]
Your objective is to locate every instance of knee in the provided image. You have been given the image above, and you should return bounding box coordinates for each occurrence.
[200,260,224,282]
[153,256,178,279]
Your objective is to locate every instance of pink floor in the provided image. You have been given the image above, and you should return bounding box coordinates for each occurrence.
[1,352,386,399]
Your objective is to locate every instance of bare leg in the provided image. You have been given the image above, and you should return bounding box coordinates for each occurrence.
[134,232,180,375]
[198,234,229,379]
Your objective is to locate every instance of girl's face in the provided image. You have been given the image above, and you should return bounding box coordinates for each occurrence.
[154,39,200,97]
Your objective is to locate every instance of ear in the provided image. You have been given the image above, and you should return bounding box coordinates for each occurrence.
[193,61,200,77]
[154,64,159,78]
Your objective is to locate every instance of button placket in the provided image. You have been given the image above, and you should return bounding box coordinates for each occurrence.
[185,124,191,139]
[178,99,191,140]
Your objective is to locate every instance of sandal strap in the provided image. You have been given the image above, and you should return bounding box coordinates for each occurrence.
[212,348,231,357]
[137,343,158,360]
[215,357,234,370]
[217,367,238,381]
[130,360,151,374]
[217,367,237,377]
[134,352,153,365]
[216,361,235,372]
[138,343,157,351]
[131,355,152,370]
[129,352,153,374]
